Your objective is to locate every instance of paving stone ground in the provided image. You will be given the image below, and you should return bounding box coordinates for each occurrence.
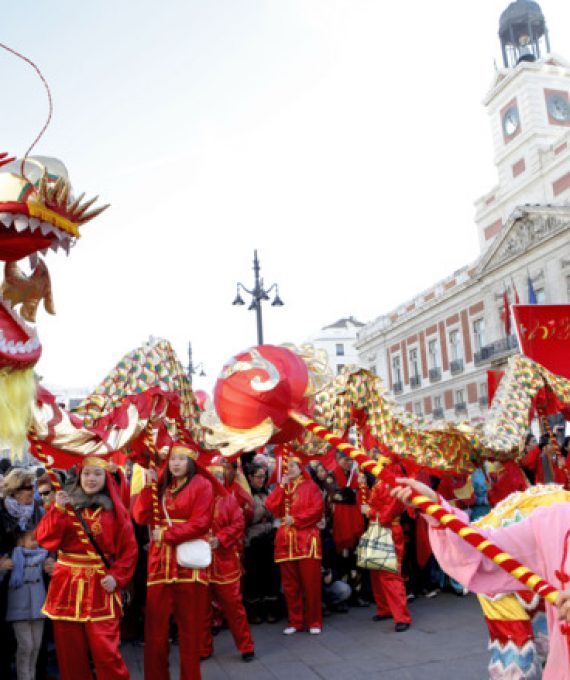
[123,592,491,679]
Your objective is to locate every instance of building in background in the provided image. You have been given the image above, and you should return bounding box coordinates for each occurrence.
[356,0,570,422]
[307,316,366,374]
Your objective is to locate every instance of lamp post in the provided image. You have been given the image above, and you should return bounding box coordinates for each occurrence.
[232,250,284,345]
[187,341,205,386]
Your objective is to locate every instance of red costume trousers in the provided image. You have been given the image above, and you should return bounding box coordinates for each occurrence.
[280,558,322,630]
[370,569,411,624]
[53,618,129,680]
[200,581,254,656]
[145,582,209,680]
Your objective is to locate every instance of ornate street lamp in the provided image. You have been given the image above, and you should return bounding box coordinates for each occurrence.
[232,249,284,345]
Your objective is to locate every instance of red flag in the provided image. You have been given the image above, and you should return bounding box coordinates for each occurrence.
[512,304,570,379]
[500,289,511,336]
[487,370,504,405]
[513,282,520,304]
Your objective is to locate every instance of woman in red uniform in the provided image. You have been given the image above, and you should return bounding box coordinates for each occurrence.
[132,442,213,680]
[365,466,412,632]
[200,463,255,662]
[266,457,324,635]
[36,457,137,680]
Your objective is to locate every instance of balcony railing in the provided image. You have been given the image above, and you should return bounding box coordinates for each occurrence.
[393,381,403,394]
[479,396,488,407]
[450,358,464,375]
[455,402,467,415]
[474,334,519,365]
[429,367,441,382]
[410,374,421,388]
[432,407,444,419]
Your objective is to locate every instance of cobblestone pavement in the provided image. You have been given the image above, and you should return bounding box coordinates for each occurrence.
[123,592,491,679]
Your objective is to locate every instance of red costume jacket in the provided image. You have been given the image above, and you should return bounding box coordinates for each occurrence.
[132,474,214,586]
[225,480,254,525]
[210,492,244,584]
[266,477,323,562]
[522,446,568,486]
[332,464,365,551]
[367,478,406,559]
[36,504,137,622]
[488,461,529,506]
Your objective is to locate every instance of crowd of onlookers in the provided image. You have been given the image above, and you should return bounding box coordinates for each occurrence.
[0,428,568,679]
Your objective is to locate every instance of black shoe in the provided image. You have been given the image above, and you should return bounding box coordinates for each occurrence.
[242,651,255,662]
[200,654,212,661]
[350,597,370,608]
[372,614,390,622]
[395,623,410,632]
[211,625,221,637]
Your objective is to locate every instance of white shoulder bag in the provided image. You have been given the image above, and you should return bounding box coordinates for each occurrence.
[162,496,212,569]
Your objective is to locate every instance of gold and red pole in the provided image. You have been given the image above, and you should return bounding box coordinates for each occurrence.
[143,421,161,528]
[290,411,559,605]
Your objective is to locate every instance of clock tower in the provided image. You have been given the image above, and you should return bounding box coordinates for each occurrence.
[474,0,570,252]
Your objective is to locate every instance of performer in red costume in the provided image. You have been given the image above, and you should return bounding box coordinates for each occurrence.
[266,457,324,635]
[200,463,255,662]
[36,457,137,680]
[132,443,214,680]
[487,460,529,506]
[222,459,253,525]
[332,452,364,553]
[365,464,412,632]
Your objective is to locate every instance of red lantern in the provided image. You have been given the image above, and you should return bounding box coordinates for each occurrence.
[214,345,309,431]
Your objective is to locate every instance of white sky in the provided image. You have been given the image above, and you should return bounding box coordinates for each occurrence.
[2,0,570,395]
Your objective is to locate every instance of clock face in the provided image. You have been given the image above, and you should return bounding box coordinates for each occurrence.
[546,94,570,122]
[502,106,520,137]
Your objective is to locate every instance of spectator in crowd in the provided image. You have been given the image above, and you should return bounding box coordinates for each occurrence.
[243,463,281,624]
[36,476,56,510]
[4,528,48,680]
[222,459,253,526]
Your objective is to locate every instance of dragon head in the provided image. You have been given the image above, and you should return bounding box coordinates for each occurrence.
[0,152,107,369]
[0,152,107,448]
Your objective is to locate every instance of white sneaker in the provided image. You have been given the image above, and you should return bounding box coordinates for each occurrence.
[283,627,298,635]
[309,627,321,635]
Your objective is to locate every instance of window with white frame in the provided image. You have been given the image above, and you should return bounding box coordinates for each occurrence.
[335,343,345,356]
[409,347,420,378]
[428,338,439,369]
[337,364,345,374]
[392,355,402,384]
[449,329,462,361]
[566,275,570,302]
[434,395,442,410]
[455,389,465,405]
[414,401,423,416]
[535,287,546,303]
[472,318,485,352]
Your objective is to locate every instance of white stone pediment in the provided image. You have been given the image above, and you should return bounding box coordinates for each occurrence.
[477,206,570,275]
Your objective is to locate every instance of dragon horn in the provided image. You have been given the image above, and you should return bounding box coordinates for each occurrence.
[74,195,98,218]
[51,177,66,205]
[77,203,110,224]
[66,192,85,215]
[37,167,49,200]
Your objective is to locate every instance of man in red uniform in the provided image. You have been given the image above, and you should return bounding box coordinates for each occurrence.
[36,457,137,680]
[132,443,214,680]
[332,453,364,554]
[266,457,324,635]
[200,464,255,662]
[365,465,411,632]
[223,459,254,525]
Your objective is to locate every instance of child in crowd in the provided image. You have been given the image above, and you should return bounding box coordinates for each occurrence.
[5,529,48,680]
